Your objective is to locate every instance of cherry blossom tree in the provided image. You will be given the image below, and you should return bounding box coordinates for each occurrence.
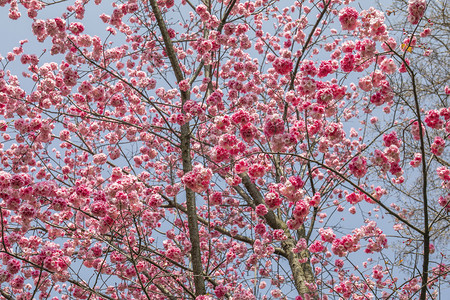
[378,0,450,276]
[0,0,448,299]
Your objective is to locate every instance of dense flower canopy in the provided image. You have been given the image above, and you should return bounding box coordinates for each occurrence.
[0,0,448,299]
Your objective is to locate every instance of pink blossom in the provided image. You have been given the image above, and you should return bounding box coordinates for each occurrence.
[316,88,334,106]
[340,53,355,72]
[349,156,367,178]
[408,0,427,24]
[254,223,267,235]
[255,204,268,216]
[319,227,336,243]
[309,240,325,253]
[300,60,318,76]
[181,164,213,193]
[437,166,450,181]
[19,203,37,219]
[235,160,248,174]
[93,153,108,165]
[358,75,373,92]
[264,192,282,209]
[271,289,282,298]
[324,122,345,141]
[339,7,359,31]
[0,269,12,283]
[297,76,317,96]
[425,110,444,129]
[292,200,309,221]
[411,120,425,140]
[380,58,397,74]
[90,201,108,217]
[272,57,293,75]
[438,195,450,211]
[349,206,356,214]
[317,60,335,78]
[431,136,445,156]
[178,79,190,92]
[264,115,284,137]
[69,22,85,35]
[383,131,402,147]
[10,276,24,289]
[248,163,266,178]
[420,27,432,37]
[214,285,227,298]
[147,194,163,207]
[209,192,223,206]
[346,192,362,204]
[356,38,376,58]
[273,229,287,241]
[410,153,422,167]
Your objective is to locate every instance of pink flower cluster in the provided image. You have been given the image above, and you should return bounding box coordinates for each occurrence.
[240,123,258,143]
[410,120,425,140]
[380,58,397,74]
[438,195,450,211]
[264,191,282,209]
[383,131,402,147]
[146,194,163,208]
[308,240,325,253]
[93,153,108,165]
[291,200,309,223]
[317,60,336,78]
[339,7,359,31]
[349,156,367,178]
[340,53,355,72]
[319,227,336,243]
[248,163,266,178]
[408,0,427,25]
[183,100,205,116]
[356,38,376,59]
[437,166,450,182]
[358,75,373,92]
[270,132,298,152]
[196,4,211,22]
[254,205,268,218]
[210,146,230,163]
[181,164,213,193]
[279,176,305,202]
[272,57,293,75]
[297,76,317,96]
[424,110,444,129]
[90,200,108,217]
[300,60,318,76]
[346,192,362,204]
[209,191,223,206]
[231,109,252,125]
[264,115,284,138]
[315,87,334,106]
[234,160,248,174]
[431,136,445,156]
[69,22,84,35]
[359,7,388,41]
[178,79,190,92]
[324,122,345,142]
[410,153,422,167]
[10,173,32,189]
[206,90,224,111]
[273,229,287,241]
[331,234,360,257]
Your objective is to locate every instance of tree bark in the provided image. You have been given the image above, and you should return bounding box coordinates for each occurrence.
[149,0,206,295]
[240,174,317,298]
